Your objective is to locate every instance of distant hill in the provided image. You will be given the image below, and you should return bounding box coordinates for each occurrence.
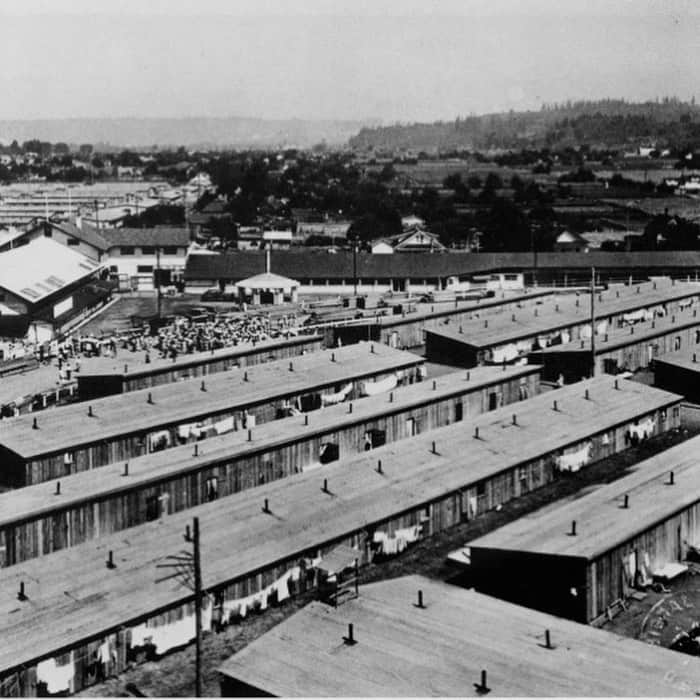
[349,99,700,152]
[0,116,372,150]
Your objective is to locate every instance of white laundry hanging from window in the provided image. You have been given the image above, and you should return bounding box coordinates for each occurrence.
[373,525,421,555]
[213,416,235,435]
[178,423,195,440]
[321,382,353,405]
[628,417,655,441]
[36,654,74,695]
[360,374,398,397]
[555,442,592,472]
[491,344,519,364]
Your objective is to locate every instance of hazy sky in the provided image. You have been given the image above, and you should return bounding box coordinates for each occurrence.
[0,0,697,123]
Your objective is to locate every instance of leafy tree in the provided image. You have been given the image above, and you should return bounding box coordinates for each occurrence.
[483,172,503,190]
[467,174,482,189]
[480,197,531,251]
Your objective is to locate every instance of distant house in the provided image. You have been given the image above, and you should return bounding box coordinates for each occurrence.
[81,206,136,230]
[236,226,264,250]
[22,220,110,261]
[553,230,590,253]
[188,199,233,240]
[370,239,395,255]
[99,227,191,291]
[116,166,144,179]
[371,227,446,254]
[295,220,351,242]
[262,230,293,248]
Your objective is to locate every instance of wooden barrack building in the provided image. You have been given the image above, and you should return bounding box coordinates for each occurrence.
[333,289,554,348]
[77,333,323,399]
[467,436,700,623]
[0,343,423,487]
[0,378,681,695]
[653,348,700,403]
[425,280,700,368]
[529,306,700,382]
[0,364,541,565]
[218,575,700,697]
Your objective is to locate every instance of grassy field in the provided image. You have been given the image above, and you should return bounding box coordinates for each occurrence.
[76,423,698,697]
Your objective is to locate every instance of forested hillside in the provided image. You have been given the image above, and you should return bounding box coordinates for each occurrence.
[349,99,700,152]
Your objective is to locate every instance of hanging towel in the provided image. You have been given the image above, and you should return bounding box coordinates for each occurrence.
[221,601,240,625]
[491,344,519,364]
[628,418,655,441]
[556,442,592,472]
[178,423,194,440]
[37,656,74,695]
[321,382,353,405]
[213,416,235,435]
[130,622,150,648]
[361,374,398,397]
[201,597,213,632]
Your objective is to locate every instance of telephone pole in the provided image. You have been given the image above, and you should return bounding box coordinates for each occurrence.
[590,266,596,377]
[156,246,162,320]
[193,517,203,698]
[353,240,358,297]
[155,516,204,697]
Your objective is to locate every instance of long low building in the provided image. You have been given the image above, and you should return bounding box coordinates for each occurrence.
[425,279,700,367]
[0,343,423,487]
[77,333,323,398]
[0,377,681,695]
[466,436,700,623]
[184,248,700,295]
[529,306,700,382]
[333,288,554,348]
[217,575,700,697]
[0,364,541,566]
[653,348,700,402]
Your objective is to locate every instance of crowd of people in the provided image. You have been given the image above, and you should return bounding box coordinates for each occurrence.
[2,312,307,386]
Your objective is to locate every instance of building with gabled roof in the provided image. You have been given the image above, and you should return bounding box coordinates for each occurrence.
[371,226,446,254]
[0,237,109,338]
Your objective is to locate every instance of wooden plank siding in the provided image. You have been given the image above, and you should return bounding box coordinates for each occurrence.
[469,435,700,623]
[424,280,700,368]
[77,334,323,399]
[0,378,682,695]
[529,306,700,381]
[0,366,541,566]
[0,343,423,488]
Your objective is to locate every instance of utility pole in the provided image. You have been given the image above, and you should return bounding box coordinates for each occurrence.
[156,246,162,320]
[193,517,203,699]
[155,516,204,697]
[353,240,358,297]
[590,266,596,377]
[531,225,538,287]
